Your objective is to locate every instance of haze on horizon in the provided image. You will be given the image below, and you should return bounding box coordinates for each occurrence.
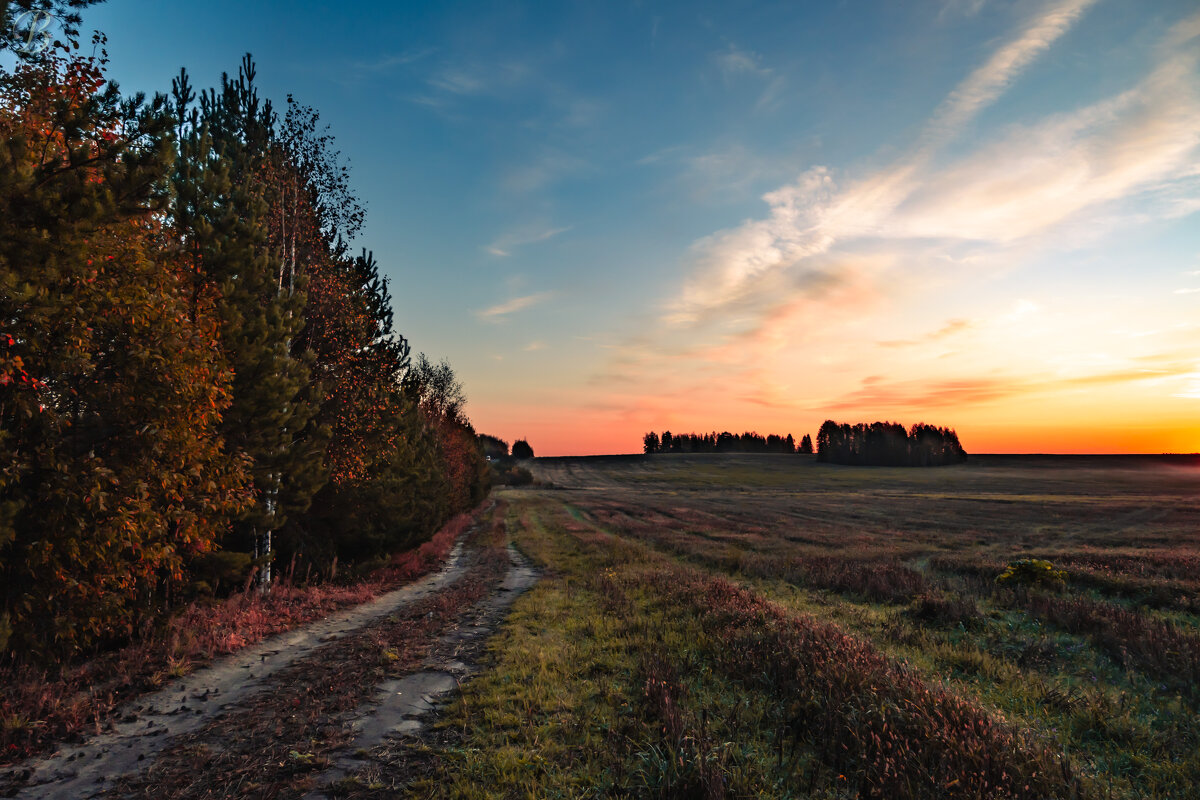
[91,0,1200,456]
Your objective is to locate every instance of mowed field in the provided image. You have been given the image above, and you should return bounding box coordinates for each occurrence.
[418,454,1200,799]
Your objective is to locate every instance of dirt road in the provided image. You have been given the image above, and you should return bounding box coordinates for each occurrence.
[1,504,534,800]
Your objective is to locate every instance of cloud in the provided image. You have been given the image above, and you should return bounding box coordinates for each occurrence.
[919,0,1100,151]
[501,150,590,194]
[825,360,1193,412]
[666,0,1200,331]
[714,44,772,80]
[476,292,554,321]
[938,0,988,21]
[486,226,571,257]
[429,68,486,95]
[878,318,973,348]
[524,341,547,351]
[713,44,785,111]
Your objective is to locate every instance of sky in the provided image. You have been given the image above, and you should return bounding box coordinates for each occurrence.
[74,0,1200,455]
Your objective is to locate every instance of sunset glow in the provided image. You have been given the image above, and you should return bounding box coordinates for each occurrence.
[92,0,1200,455]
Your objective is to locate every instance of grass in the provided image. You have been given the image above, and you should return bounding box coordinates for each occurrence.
[420,454,1200,798]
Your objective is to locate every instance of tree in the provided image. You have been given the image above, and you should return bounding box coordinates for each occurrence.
[512,439,534,459]
[799,434,813,454]
[171,57,328,587]
[0,42,249,656]
[0,0,103,56]
[816,419,967,466]
[478,434,508,459]
[643,431,660,454]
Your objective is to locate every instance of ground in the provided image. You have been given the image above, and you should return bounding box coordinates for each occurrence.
[5,454,1200,798]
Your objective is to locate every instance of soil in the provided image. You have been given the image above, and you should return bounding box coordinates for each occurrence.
[0,515,537,800]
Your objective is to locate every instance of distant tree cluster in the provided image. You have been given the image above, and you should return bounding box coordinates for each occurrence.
[815,421,967,466]
[512,439,535,459]
[643,431,798,454]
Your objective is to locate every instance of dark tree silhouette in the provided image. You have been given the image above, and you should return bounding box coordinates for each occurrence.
[641,430,799,454]
[815,420,966,466]
[799,434,814,454]
[478,434,509,459]
[512,439,535,459]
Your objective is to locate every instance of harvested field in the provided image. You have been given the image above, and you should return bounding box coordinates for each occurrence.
[427,454,1200,799]
[7,454,1200,798]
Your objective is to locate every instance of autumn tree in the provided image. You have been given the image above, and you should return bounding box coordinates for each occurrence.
[0,42,249,656]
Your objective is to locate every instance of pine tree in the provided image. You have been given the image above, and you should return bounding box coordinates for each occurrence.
[171,57,326,586]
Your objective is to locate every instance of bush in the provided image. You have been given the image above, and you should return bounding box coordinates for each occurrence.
[996,559,1067,589]
[491,463,533,486]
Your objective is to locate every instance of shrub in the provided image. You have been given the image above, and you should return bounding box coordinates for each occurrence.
[492,463,533,486]
[996,559,1067,589]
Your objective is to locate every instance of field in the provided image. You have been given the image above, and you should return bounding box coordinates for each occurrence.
[421,454,1200,799]
[8,453,1200,799]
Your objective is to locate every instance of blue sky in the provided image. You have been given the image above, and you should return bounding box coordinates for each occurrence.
[81,0,1200,454]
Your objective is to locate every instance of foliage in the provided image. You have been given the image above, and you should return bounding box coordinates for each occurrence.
[512,438,535,459]
[816,419,967,466]
[996,559,1068,589]
[644,429,796,454]
[0,23,490,658]
[478,433,508,459]
[0,42,251,657]
[491,461,533,486]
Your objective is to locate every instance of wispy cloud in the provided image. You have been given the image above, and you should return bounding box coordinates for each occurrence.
[666,0,1197,331]
[715,44,772,80]
[582,2,1200,433]
[878,318,973,348]
[476,291,554,321]
[919,0,1100,150]
[713,44,785,111]
[428,68,487,95]
[825,360,1192,412]
[486,225,571,257]
[501,150,590,194]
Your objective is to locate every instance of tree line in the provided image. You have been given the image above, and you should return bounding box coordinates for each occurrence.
[816,421,967,466]
[643,431,814,454]
[0,8,488,659]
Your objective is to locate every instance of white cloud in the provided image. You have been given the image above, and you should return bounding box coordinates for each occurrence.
[715,44,772,80]
[919,0,1101,152]
[666,0,1200,331]
[486,226,571,257]
[476,292,554,321]
[713,44,784,111]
